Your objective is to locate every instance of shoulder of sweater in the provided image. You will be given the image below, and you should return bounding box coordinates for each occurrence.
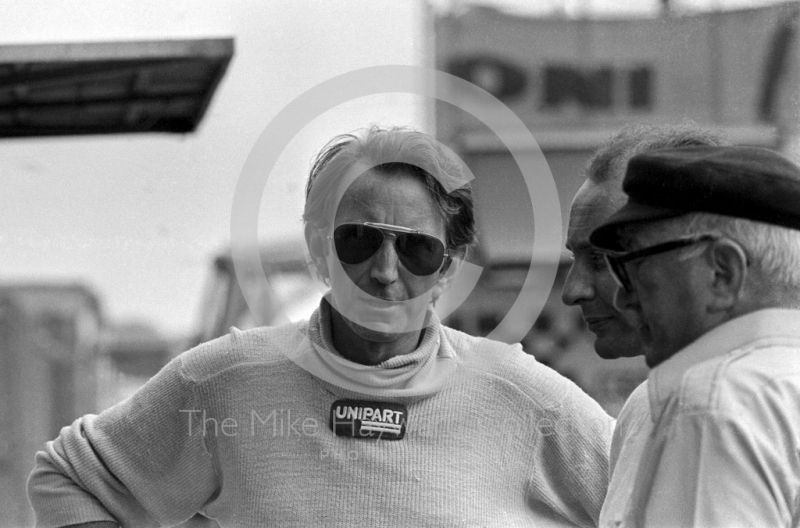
[440,325,520,360]
[442,325,607,417]
[177,321,309,382]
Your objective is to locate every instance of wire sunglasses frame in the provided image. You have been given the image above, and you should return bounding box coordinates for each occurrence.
[328,221,449,276]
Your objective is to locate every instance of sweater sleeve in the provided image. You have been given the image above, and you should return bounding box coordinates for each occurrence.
[529,379,612,527]
[27,356,219,528]
[501,351,613,527]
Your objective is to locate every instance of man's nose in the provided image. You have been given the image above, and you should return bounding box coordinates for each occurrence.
[370,237,399,284]
[562,261,595,306]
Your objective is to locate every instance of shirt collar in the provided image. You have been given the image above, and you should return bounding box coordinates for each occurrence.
[648,308,800,420]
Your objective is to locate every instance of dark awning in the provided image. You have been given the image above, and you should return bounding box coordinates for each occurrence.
[0,37,233,138]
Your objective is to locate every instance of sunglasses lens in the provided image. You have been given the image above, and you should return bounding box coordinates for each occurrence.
[396,233,446,276]
[333,224,447,276]
[333,224,384,265]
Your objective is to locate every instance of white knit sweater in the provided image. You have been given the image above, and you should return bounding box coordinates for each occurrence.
[28,303,612,527]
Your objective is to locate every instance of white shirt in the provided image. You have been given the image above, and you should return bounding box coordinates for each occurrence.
[599,380,652,528]
[627,308,800,527]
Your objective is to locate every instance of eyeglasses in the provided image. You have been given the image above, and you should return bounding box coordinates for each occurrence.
[604,234,720,292]
[330,222,449,276]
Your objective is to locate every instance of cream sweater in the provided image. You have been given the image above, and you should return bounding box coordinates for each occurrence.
[28,304,612,527]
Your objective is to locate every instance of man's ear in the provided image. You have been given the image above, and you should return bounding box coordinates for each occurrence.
[304,223,330,281]
[706,239,748,312]
[432,255,464,301]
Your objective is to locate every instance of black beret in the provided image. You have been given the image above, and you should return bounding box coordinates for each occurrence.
[590,146,800,251]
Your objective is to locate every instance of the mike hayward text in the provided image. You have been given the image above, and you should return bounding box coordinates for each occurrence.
[180,409,320,438]
[179,409,609,439]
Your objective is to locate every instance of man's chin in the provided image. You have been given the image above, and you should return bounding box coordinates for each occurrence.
[644,338,684,368]
[641,326,676,367]
[644,348,666,368]
[346,319,408,342]
[593,332,644,360]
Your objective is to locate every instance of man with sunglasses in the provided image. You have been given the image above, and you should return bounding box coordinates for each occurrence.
[590,145,800,526]
[562,123,730,527]
[29,126,613,527]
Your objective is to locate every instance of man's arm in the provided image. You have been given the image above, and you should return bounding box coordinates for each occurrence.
[28,356,218,527]
[532,389,613,527]
[513,357,614,527]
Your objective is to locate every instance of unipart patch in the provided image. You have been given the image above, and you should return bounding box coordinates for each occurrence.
[330,399,407,440]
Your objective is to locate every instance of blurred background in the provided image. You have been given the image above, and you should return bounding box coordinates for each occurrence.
[1,0,799,525]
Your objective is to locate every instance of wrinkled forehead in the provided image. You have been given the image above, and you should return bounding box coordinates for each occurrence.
[569,180,628,241]
[342,162,423,190]
[336,160,433,199]
[335,165,442,226]
[573,180,627,216]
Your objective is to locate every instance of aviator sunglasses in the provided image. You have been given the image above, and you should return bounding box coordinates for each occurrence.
[330,222,449,276]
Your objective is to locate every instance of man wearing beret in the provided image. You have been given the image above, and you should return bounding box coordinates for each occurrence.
[562,123,730,526]
[591,145,800,526]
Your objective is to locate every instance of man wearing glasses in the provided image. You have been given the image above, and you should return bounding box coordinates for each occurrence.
[562,123,730,527]
[591,145,800,526]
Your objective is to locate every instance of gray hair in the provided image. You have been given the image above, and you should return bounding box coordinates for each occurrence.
[303,126,476,258]
[625,213,800,290]
[586,122,732,184]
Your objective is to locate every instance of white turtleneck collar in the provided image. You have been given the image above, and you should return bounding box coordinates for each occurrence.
[281,297,459,398]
